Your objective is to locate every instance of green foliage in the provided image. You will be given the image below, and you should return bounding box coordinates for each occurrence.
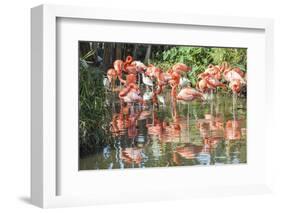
[79,65,113,156]
[210,48,247,71]
[152,46,247,87]
[80,58,89,69]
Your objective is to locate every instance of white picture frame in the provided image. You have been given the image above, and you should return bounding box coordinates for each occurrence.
[31,4,274,208]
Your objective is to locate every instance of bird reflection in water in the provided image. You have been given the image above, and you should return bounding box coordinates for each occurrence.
[103,92,247,169]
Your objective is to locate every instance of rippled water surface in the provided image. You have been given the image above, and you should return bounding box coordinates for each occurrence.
[79,90,246,170]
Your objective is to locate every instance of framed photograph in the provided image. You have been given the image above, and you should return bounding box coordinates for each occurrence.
[31,4,274,208]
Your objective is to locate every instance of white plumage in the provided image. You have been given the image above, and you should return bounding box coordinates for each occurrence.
[179,77,190,88]
[141,73,153,87]
[143,91,153,101]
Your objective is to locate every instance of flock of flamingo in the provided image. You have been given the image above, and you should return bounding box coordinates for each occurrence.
[97,55,247,166]
[105,55,246,105]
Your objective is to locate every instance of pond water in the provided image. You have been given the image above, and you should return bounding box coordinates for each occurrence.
[79,89,247,170]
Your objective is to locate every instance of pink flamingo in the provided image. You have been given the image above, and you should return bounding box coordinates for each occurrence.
[229,79,242,94]
[205,64,222,80]
[170,63,192,88]
[171,63,191,74]
[231,67,245,78]
[198,64,223,82]
[113,59,126,85]
[223,67,245,84]
[169,71,204,101]
[119,74,143,104]
[177,87,205,101]
[199,72,226,91]
[169,71,180,98]
[223,67,245,94]
[123,55,137,74]
[147,65,172,86]
[196,78,208,93]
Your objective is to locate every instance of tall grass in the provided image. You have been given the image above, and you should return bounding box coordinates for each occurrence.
[79,63,113,156]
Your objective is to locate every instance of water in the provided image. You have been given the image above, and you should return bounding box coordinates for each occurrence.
[79,89,247,170]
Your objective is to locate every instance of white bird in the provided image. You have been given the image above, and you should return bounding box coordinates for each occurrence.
[132,61,147,73]
[143,91,153,102]
[103,77,110,90]
[157,95,165,106]
[143,91,165,106]
[179,77,191,88]
[141,73,153,87]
